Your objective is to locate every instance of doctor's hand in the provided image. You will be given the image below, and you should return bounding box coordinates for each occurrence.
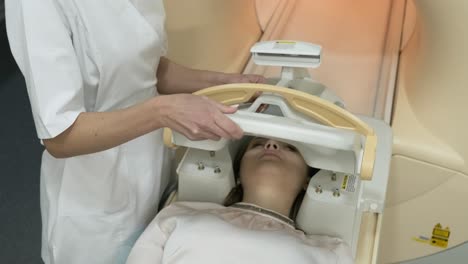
[157,94,243,141]
[220,73,266,104]
[220,73,266,84]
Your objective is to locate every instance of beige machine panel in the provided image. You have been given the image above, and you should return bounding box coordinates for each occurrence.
[163,0,261,73]
[379,0,468,263]
[379,156,468,263]
[244,0,403,116]
[164,0,404,116]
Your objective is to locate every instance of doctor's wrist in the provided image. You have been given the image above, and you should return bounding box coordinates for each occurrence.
[146,95,176,130]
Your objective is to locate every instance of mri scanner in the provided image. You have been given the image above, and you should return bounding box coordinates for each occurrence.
[161,0,468,263]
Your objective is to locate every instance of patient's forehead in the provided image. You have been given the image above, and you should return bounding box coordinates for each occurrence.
[250,137,275,142]
[247,137,267,147]
[251,137,266,141]
[248,137,288,145]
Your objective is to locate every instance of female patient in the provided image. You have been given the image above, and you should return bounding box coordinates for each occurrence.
[126,137,354,264]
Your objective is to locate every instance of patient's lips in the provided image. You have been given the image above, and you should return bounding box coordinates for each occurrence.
[260,149,281,160]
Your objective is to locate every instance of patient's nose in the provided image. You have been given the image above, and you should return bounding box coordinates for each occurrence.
[264,140,279,150]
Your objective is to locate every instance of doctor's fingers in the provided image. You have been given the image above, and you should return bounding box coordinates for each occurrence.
[171,121,221,141]
[187,113,241,140]
[210,99,238,115]
[212,112,243,139]
[209,101,243,139]
[179,110,241,140]
[243,74,266,84]
[224,73,266,84]
[176,95,241,140]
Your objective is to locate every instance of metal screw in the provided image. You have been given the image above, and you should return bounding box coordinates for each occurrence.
[214,166,221,174]
[315,185,323,194]
[198,162,205,170]
[209,151,216,157]
[331,172,337,181]
[333,188,340,197]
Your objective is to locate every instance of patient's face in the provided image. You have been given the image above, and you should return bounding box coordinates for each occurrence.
[239,137,308,195]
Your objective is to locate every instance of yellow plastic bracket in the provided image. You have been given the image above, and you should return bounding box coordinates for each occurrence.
[163,83,377,180]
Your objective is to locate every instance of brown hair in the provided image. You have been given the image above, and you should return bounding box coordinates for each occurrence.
[223,137,318,220]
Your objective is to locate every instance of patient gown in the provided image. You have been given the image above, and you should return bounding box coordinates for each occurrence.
[126,202,354,264]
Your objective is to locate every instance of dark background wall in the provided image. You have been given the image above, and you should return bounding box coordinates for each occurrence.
[0,10,44,264]
[0,1,4,24]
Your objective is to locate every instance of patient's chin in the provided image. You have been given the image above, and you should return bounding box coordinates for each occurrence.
[254,163,284,177]
[246,167,292,187]
[241,162,298,190]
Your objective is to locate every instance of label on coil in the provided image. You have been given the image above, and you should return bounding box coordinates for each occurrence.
[341,174,357,192]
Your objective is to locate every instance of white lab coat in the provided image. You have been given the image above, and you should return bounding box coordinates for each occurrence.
[6,0,170,263]
[126,202,354,264]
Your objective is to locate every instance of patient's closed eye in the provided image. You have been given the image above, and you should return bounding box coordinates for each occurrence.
[285,144,298,152]
[251,138,267,148]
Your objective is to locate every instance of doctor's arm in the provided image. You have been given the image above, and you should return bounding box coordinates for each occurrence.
[156,57,265,94]
[8,1,252,159]
[43,93,241,158]
[44,58,264,158]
